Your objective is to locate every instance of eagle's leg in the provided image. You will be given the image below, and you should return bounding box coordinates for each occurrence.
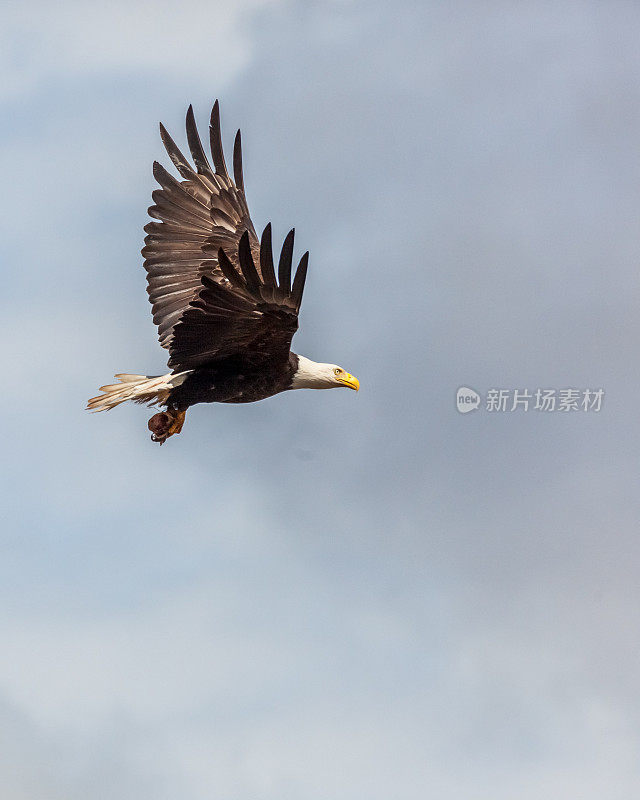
[169,409,187,435]
[148,407,187,444]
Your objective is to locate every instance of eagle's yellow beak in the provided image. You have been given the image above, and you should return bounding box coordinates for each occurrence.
[337,372,359,391]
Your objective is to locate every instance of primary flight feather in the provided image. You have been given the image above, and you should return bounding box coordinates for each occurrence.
[87,101,359,442]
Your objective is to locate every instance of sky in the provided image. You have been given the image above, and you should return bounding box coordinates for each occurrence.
[1,1,639,798]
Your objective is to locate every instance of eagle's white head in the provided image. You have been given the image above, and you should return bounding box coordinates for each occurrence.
[290,355,360,391]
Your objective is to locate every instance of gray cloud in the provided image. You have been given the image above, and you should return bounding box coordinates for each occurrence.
[1,0,639,798]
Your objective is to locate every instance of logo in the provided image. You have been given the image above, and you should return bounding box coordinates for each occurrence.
[456,386,481,413]
[455,387,604,413]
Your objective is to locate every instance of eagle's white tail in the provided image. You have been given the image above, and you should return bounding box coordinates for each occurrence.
[86,371,191,412]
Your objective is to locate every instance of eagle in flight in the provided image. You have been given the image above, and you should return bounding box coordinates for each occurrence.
[88,101,359,443]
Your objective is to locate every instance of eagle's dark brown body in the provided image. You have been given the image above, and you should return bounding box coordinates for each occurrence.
[168,352,300,409]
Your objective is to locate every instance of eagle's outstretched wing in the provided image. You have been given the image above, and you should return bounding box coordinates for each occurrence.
[168,228,308,371]
[142,101,261,351]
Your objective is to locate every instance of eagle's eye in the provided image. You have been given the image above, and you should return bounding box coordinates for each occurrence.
[334,368,342,376]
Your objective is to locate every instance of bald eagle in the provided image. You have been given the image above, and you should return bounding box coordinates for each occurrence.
[87,101,359,443]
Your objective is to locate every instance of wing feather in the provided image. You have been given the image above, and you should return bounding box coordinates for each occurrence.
[278,228,295,293]
[259,223,277,290]
[143,102,311,369]
[158,123,196,180]
[291,251,309,312]
[209,100,229,178]
[233,129,244,192]
[238,230,261,293]
[168,225,309,371]
[144,101,260,351]
[216,246,246,288]
[185,104,214,177]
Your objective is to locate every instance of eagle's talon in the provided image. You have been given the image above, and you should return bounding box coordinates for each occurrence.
[148,409,186,444]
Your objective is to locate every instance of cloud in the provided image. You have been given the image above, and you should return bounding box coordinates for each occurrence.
[0,0,277,103]
[2,0,640,798]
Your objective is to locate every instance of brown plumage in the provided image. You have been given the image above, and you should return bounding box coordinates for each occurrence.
[87,101,358,443]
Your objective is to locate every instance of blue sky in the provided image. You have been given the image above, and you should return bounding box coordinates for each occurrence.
[1,1,639,798]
